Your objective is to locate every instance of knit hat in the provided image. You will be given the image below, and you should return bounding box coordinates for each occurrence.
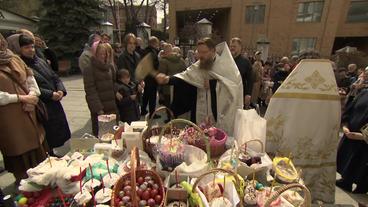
[19,34,34,47]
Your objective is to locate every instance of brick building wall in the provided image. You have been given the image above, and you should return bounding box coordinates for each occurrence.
[169,0,368,57]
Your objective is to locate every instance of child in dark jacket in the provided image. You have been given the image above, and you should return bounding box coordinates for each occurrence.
[116,69,143,123]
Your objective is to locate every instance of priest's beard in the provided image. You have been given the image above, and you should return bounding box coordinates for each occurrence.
[199,58,214,71]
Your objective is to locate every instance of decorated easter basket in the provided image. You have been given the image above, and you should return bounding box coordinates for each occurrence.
[156,119,211,177]
[264,183,311,207]
[272,157,299,184]
[192,168,244,207]
[142,106,175,160]
[111,147,165,207]
[183,122,228,158]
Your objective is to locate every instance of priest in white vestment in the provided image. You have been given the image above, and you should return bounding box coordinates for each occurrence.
[156,38,243,136]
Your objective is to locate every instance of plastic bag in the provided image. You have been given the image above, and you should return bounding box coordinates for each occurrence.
[233,109,266,150]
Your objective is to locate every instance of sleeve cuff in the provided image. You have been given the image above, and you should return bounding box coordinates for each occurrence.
[8,94,19,103]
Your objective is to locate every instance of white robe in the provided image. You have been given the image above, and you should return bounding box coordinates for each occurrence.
[265,59,341,203]
[174,42,243,136]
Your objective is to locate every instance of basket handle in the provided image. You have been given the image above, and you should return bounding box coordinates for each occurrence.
[241,139,264,153]
[264,183,311,207]
[192,168,240,193]
[157,119,211,161]
[192,168,243,206]
[130,147,139,206]
[147,106,175,129]
[274,157,299,181]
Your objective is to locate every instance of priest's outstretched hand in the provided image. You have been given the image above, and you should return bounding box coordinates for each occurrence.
[155,73,169,85]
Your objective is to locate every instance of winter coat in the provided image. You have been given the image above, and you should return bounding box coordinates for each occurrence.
[79,49,93,73]
[83,57,117,115]
[0,56,45,156]
[116,80,140,123]
[117,50,141,81]
[158,54,186,95]
[22,55,71,148]
[234,54,254,96]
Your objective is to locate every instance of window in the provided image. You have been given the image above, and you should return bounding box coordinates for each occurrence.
[346,1,368,22]
[296,1,324,22]
[245,5,266,24]
[292,38,317,54]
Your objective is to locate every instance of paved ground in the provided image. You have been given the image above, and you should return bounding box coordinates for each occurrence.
[0,75,367,205]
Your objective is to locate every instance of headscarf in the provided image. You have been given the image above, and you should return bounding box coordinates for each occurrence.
[4,34,34,83]
[6,34,22,55]
[0,33,13,65]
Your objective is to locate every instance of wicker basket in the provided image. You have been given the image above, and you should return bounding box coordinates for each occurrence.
[241,139,264,153]
[264,183,311,207]
[189,127,227,158]
[111,147,165,207]
[157,119,211,166]
[273,157,299,184]
[192,168,244,206]
[142,106,175,160]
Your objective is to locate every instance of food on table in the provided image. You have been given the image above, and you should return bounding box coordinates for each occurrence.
[167,201,187,207]
[115,175,163,207]
[74,189,92,205]
[273,157,298,183]
[95,188,112,204]
[158,139,185,171]
[243,184,257,205]
[209,197,232,207]
[103,173,119,188]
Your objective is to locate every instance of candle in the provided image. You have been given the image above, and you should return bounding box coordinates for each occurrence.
[89,163,93,183]
[222,176,226,202]
[79,167,82,193]
[100,174,105,193]
[106,159,112,178]
[175,170,179,188]
[46,152,52,168]
[268,179,276,197]
[57,187,67,207]
[91,187,96,207]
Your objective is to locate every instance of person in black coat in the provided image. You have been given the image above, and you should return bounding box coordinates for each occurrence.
[115,69,142,123]
[117,33,141,81]
[18,35,71,155]
[272,64,290,93]
[230,37,254,107]
[336,88,368,194]
[141,36,160,117]
[135,37,146,58]
[35,35,59,72]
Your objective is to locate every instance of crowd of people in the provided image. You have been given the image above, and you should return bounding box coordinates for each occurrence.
[0,27,367,202]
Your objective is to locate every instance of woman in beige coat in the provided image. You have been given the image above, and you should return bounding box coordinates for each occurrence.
[0,33,47,183]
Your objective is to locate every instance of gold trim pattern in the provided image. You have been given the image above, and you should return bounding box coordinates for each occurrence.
[299,59,332,63]
[272,93,340,100]
[280,69,338,93]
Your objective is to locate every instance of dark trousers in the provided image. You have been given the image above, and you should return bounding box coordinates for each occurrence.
[91,113,98,137]
[142,80,158,115]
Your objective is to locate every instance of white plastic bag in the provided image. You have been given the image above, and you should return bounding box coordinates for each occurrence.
[233,109,266,150]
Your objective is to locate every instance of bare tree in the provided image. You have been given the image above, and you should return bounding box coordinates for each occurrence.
[106,0,121,43]
[162,0,167,34]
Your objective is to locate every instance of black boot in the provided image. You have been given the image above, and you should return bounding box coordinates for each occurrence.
[353,185,368,194]
[336,179,352,192]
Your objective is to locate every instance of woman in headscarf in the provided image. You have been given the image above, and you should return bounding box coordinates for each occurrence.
[83,41,118,136]
[0,33,47,183]
[7,34,71,156]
